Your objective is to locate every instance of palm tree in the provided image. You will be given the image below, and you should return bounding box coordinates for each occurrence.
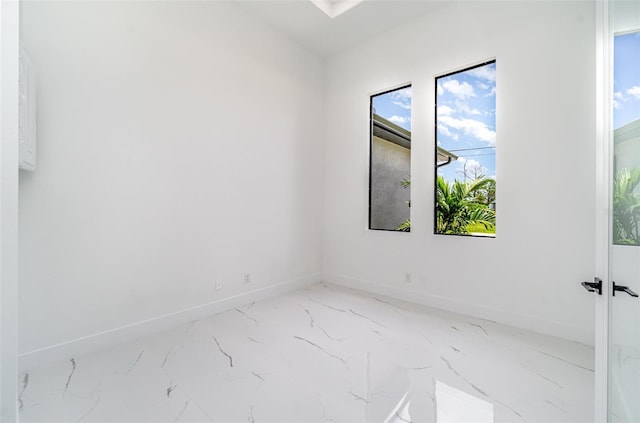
[435,175,496,235]
[396,219,411,232]
[613,167,640,245]
[395,177,411,231]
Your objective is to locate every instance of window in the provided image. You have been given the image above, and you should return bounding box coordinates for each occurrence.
[435,61,496,237]
[369,85,412,232]
[612,31,640,246]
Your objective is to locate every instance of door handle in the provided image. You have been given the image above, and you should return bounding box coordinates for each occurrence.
[613,282,639,298]
[581,278,602,295]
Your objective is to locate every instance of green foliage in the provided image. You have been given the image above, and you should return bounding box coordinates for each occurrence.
[472,178,496,207]
[396,177,411,231]
[466,222,495,234]
[435,176,496,235]
[613,167,640,246]
[396,219,411,232]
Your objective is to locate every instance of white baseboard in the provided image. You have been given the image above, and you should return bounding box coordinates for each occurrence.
[324,273,594,347]
[19,273,321,373]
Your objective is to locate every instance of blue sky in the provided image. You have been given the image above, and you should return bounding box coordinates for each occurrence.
[372,87,412,131]
[614,31,640,130]
[436,62,496,184]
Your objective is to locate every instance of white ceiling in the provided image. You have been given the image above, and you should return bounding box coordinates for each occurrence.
[236,0,451,58]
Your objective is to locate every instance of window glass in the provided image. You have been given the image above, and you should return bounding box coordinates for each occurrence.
[612,32,640,246]
[370,85,412,232]
[435,61,496,237]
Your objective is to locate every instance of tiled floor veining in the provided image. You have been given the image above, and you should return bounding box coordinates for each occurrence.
[19,283,594,422]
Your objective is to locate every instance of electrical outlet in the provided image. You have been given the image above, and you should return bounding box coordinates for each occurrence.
[243,273,251,284]
[405,273,412,283]
[215,280,222,290]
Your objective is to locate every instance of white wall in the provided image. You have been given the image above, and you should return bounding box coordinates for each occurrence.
[1,0,20,420]
[323,1,597,344]
[19,0,599,364]
[19,1,324,357]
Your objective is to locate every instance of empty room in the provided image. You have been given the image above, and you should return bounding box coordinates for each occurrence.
[1,0,639,421]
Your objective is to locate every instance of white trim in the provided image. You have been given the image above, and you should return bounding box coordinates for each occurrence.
[324,273,594,346]
[19,273,321,373]
[433,57,497,79]
[594,0,610,421]
[368,81,412,98]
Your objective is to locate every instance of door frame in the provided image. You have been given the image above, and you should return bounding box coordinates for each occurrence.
[594,0,611,421]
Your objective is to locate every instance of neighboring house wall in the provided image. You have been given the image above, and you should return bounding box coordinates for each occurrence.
[370,136,410,230]
[614,119,640,174]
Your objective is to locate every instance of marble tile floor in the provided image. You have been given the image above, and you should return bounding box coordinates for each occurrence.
[18,283,594,422]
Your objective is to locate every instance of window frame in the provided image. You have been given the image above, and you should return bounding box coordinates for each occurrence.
[433,60,497,238]
[369,83,413,232]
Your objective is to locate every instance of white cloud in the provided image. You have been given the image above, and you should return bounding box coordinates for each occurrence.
[485,86,496,97]
[438,105,454,116]
[456,157,481,168]
[390,88,412,110]
[614,91,628,109]
[466,66,496,82]
[458,156,480,166]
[438,125,458,140]
[438,115,496,145]
[442,79,475,100]
[388,115,410,125]
[627,86,640,99]
[437,83,444,96]
[455,100,481,116]
[392,87,412,100]
[455,158,488,178]
[392,101,411,110]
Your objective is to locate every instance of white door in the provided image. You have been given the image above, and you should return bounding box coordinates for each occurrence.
[607,1,640,421]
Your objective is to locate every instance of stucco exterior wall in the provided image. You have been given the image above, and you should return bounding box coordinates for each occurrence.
[370,136,410,230]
